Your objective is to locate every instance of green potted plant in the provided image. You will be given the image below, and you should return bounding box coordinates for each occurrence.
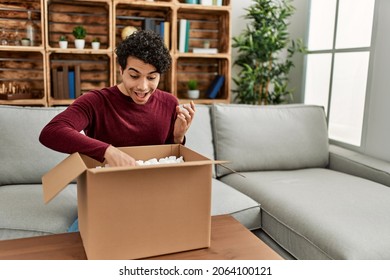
[59,35,68,49]
[72,25,87,49]
[232,0,306,105]
[91,37,100,50]
[187,79,200,99]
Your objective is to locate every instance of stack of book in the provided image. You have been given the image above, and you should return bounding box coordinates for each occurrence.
[51,65,81,99]
[143,18,170,49]
[192,47,218,54]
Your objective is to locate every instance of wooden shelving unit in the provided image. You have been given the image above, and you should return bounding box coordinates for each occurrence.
[0,0,231,106]
[44,0,113,106]
[0,0,46,106]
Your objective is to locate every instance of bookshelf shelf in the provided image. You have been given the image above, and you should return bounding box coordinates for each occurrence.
[175,56,229,101]
[47,48,112,54]
[47,52,112,106]
[45,0,112,50]
[0,0,231,106]
[0,50,46,106]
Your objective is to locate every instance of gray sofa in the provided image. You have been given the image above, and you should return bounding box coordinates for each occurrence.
[1,103,390,260]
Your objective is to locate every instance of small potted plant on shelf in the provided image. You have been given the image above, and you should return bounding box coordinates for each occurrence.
[91,37,100,50]
[59,35,68,49]
[21,37,30,46]
[72,25,87,49]
[187,79,200,99]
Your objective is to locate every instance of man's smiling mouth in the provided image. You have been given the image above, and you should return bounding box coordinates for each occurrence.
[135,91,149,98]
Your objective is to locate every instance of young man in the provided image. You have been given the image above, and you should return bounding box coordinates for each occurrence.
[40,30,195,167]
[40,30,195,232]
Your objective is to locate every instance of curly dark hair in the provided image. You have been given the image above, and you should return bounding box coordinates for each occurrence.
[115,30,171,74]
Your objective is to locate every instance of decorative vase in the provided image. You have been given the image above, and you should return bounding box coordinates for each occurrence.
[187,89,200,99]
[121,26,137,40]
[75,39,85,49]
[59,40,68,49]
[25,10,36,46]
[91,41,100,50]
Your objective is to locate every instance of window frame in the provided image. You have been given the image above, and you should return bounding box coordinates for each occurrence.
[303,0,378,152]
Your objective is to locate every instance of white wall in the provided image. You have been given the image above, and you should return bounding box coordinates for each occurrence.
[364,0,390,161]
[231,0,252,102]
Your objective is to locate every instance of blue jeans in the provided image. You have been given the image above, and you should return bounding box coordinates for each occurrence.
[68,218,79,232]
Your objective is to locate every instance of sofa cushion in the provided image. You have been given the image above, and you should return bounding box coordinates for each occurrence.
[0,184,77,240]
[211,179,261,230]
[211,104,329,177]
[0,105,67,186]
[220,168,390,259]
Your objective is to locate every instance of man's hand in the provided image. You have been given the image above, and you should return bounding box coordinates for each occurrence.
[104,145,137,167]
[174,101,196,144]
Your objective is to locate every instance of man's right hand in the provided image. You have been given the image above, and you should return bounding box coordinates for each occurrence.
[104,145,137,167]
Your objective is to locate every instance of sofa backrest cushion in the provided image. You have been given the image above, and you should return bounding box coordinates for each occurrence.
[0,105,67,186]
[185,105,216,177]
[211,104,329,177]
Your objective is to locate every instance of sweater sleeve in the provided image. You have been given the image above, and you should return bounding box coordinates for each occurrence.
[39,92,110,162]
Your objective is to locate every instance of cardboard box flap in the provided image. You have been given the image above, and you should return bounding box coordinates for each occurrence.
[42,152,88,203]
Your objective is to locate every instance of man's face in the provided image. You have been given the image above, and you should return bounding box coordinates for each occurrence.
[120,56,160,105]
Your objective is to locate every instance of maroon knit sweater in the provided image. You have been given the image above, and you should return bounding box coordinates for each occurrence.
[39,86,179,162]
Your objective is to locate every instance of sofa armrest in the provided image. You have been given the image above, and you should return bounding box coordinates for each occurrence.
[328,144,390,187]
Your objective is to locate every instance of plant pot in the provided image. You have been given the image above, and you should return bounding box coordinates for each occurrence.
[59,41,68,49]
[21,39,30,46]
[91,41,100,50]
[75,39,85,49]
[187,90,200,99]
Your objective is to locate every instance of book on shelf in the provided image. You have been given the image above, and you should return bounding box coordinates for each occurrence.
[155,22,161,36]
[163,21,170,49]
[185,20,190,52]
[179,19,190,53]
[62,65,69,99]
[75,65,81,98]
[143,18,170,49]
[201,0,222,6]
[200,0,213,5]
[206,75,225,99]
[143,18,156,32]
[56,68,65,99]
[52,65,81,99]
[51,68,59,99]
[68,69,76,99]
[192,48,218,54]
[179,19,187,52]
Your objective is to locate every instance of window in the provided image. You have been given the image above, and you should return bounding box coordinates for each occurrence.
[304,0,376,146]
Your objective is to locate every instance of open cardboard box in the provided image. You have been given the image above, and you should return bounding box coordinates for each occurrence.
[42,144,216,260]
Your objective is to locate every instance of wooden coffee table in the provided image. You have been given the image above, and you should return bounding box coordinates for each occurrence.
[0,215,282,260]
